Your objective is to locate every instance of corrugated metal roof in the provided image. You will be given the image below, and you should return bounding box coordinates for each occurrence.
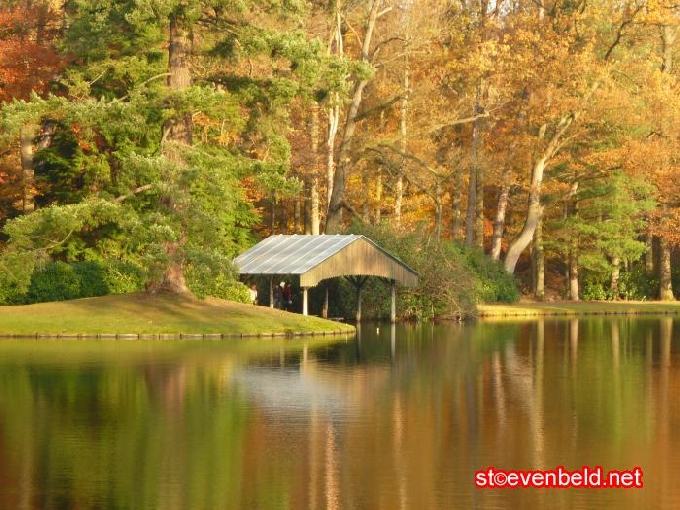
[234,234,363,275]
[234,234,418,287]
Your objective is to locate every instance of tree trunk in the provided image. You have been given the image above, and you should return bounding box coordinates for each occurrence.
[490,181,510,261]
[465,148,477,246]
[569,250,579,301]
[504,158,544,273]
[659,237,674,300]
[396,51,409,230]
[307,102,321,235]
[645,230,654,272]
[157,11,192,294]
[533,213,544,300]
[394,176,403,228]
[310,179,320,235]
[475,152,484,249]
[325,0,381,234]
[451,171,463,240]
[611,256,620,300]
[325,4,343,211]
[20,124,36,214]
[505,113,575,273]
[326,102,339,210]
[294,196,302,233]
[166,15,192,146]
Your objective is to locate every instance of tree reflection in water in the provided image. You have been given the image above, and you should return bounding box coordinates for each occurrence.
[0,319,678,509]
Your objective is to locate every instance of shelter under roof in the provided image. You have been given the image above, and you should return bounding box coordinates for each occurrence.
[234,234,418,288]
[234,234,419,321]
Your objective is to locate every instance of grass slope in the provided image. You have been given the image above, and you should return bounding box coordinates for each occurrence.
[0,292,355,336]
[478,300,680,318]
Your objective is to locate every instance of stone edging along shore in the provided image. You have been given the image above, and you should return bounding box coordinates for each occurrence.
[1,329,355,340]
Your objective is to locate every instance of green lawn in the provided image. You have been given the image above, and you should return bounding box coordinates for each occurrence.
[0,292,355,337]
[478,300,680,318]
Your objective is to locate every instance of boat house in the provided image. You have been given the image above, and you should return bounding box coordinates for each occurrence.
[234,234,419,322]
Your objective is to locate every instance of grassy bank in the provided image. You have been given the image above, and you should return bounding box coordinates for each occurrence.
[478,300,680,318]
[0,293,355,337]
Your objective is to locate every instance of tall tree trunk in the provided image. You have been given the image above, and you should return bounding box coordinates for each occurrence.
[451,170,463,240]
[434,177,443,241]
[475,149,484,249]
[309,102,321,235]
[396,49,409,230]
[569,250,579,301]
[533,213,544,300]
[504,113,575,273]
[325,4,343,212]
[490,89,527,260]
[20,124,36,214]
[394,176,403,228]
[326,0,382,234]
[645,229,654,272]
[657,27,676,301]
[157,11,192,293]
[465,120,478,246]
[490,181,510,261]
[659,237,674,300]
[294,197,302,233]
[310,179,320,235]
[473,87,485,249]
[611,256,620,300]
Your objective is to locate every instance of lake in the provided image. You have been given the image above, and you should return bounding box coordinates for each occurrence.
[0,316,678,509]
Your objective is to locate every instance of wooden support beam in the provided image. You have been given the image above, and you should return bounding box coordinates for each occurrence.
[302,287,309,315]
[346,275,370,323]
[357,286,363,323]
[322,285,329,318]
[269,278,274,308]
[390,279,396,323]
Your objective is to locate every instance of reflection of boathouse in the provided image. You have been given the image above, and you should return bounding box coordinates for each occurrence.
[235,235,419,321]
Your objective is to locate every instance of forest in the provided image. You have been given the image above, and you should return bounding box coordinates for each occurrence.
[0,0,678,316]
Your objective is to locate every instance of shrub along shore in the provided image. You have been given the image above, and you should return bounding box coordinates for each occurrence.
[0,293,355,337]
[478,301,680,318]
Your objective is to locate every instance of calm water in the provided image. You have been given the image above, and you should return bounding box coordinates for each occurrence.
[0,317,679,509]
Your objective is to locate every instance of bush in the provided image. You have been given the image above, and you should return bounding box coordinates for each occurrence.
[186,267,251,303]
[17,260,145,304]
[26,261,83,303]
[464,248,520,303]
[340,222,519,320]
[580,264,658,301]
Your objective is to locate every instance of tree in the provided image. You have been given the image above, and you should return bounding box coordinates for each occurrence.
[0,0,323,298]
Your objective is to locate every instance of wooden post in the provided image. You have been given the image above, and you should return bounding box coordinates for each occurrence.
[322,285,329,318]
[356,286,362,323]
[302,287,309,315]
[348,276,368,323]
[269,278,274,308]
[390,280,396,323]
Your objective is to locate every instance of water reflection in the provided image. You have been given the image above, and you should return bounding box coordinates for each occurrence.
[0,318,679,509]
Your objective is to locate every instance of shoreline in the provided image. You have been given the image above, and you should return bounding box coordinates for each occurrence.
[0,330,352,339]
[477,300,680,318]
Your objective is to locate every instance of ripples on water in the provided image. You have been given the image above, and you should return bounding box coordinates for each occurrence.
[0,317,678,509]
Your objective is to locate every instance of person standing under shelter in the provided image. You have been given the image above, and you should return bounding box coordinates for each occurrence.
[282,282,293,311]
[249,283,258,305]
